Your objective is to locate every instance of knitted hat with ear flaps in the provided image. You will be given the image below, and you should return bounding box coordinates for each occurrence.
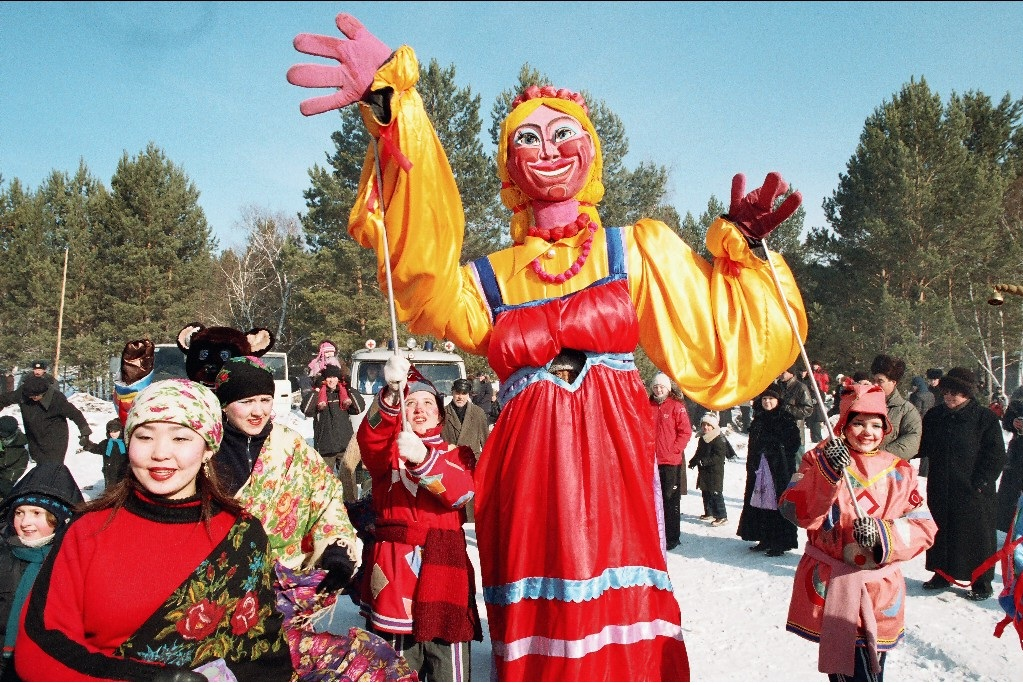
[2,463,84,535]
[0,417,18,440]
[403,365,444,422]
[836,380,891,436]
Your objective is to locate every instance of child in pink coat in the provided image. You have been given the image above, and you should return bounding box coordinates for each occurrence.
[779,381,937,681]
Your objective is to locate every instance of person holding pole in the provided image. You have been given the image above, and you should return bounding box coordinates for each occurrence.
[779,380,936,681]
[288,13,807,681]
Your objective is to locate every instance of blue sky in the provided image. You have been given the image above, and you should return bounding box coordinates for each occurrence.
[3,2,1021,251]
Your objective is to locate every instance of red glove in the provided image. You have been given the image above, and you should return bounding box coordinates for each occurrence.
[287,13,393,116]
[316,384,328,410]
[336,382,352,409]
[726,172,802,241]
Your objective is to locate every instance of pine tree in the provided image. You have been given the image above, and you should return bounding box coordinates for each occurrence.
[805,78,1022,381]
[96,143,217,348]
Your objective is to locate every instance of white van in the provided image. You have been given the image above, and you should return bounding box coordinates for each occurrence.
[348,338,467,431]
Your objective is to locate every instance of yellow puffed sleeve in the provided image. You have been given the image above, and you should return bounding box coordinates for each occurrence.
[629,217,807,409]
[348,46,492,354]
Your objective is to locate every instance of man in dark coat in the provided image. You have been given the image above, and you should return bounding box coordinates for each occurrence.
[14,362,56,391]
[442,378,490,459]
[918,367,1006,601]
[0,377,91,464]
[772,367,814,451]
[302,365,366,501]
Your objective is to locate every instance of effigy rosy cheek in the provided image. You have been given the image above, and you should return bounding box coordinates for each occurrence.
[556,137,589,158]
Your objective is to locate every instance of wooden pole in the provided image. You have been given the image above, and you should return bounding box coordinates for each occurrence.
[53,247,69,375]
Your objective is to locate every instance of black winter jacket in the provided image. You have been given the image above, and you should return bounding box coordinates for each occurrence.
[689,431,729,493]
[0,385,90,464]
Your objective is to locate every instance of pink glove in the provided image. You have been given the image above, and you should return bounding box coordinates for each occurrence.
[726,172,802,241]
[287,13,392,116]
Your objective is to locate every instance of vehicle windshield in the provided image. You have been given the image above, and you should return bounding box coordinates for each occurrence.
[152,346,188,381]
[260,354,288,381]
[354,361,463,396]
[415,363,463,396]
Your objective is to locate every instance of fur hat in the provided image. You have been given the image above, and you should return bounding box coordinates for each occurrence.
[926,368,944,381]
[320,365,343,380]
[700,412,720,428]
[105,418,123,435]
[870,354,906,382]
[836,380,891,435]
[651,373,671,390]
[852,371,871,383]
[22,376,49,397]
[938,367,977,397]
[126,378,224,453]
[759,387,783,402]
[452,378,473,394]
[213,356,276,408]
[31,361,46,371]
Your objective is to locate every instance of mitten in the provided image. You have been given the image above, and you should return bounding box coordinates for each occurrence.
[316,541,357,594]
[120,339,155,385]
[79,434,93,451]
[821,436,852,472]
[725,172,802,241]
[317,383,328,410]
[287,13,393,116]
[852,516,881,549]
[397,430,427,465]
[336,382,352,409]
[383,355,410,405]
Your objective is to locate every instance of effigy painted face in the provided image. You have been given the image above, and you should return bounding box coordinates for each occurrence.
[507,104,595,202]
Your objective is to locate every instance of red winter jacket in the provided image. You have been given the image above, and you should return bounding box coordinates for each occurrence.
[650,395,692,466]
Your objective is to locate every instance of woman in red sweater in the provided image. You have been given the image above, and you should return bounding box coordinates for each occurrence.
[15,379,292,681]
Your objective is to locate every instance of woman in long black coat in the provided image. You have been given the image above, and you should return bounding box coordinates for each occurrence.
[736,387,802,556]
[918,368,1006,600]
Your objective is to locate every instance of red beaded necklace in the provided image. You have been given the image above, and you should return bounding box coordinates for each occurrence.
[527,213,598,284]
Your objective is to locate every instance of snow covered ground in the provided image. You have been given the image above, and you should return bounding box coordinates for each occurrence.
[7,394,1023,681]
